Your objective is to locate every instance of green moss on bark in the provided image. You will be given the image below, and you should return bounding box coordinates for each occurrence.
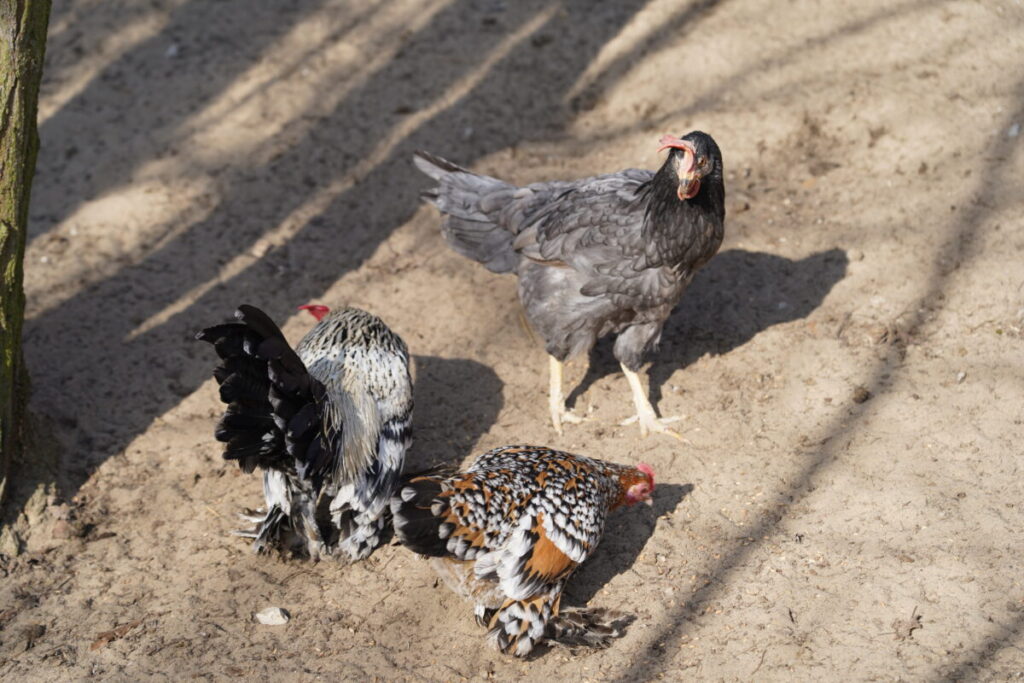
[0,0,51,505]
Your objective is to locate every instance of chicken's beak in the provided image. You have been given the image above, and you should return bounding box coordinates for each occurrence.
[658,135,701,201]
[643,496,654,507]
[677,172,701,201]
[675,146,701,200]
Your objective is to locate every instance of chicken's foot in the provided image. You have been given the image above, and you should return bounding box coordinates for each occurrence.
[619,364,688,442]
[232,508,267,537]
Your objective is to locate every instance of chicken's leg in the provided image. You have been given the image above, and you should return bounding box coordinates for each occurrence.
[549,355,588,435]
[619,364,686,441]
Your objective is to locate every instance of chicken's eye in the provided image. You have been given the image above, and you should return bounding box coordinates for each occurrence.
[698,155,708,168]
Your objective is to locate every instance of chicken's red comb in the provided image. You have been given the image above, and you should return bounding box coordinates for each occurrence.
[298,304,331,321]
[637,462,655,488]
[657,134,696,155]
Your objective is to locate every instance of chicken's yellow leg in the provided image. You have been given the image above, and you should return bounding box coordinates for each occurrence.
[548,355,588,435]
[619,364,686,442]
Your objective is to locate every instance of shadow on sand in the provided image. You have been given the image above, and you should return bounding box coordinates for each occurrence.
[567,247,849,409]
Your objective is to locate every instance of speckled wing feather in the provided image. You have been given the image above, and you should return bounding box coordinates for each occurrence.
[463,446,617,573]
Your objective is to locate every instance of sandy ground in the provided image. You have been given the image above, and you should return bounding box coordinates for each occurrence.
[1,0,1023,679]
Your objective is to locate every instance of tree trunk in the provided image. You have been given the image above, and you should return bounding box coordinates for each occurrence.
[0,0,51,506]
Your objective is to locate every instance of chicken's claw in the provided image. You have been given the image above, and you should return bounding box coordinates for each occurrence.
[236,508,267,525]
[619,413,689,442]
[551,406,590,435]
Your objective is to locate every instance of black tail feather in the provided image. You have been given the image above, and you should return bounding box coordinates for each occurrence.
[390,475,452,558]
[197,305,327,485]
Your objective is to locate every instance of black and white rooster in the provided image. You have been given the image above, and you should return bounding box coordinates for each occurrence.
[196,304,413,561]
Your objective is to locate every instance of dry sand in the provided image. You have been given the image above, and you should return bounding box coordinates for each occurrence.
[2,0,1023,679]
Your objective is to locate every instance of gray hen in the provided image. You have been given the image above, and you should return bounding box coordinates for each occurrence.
[414,132,725,439]
[197,304,413,561]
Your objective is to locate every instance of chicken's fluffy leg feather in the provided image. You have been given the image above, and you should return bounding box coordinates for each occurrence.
[619,364,687,442]
[548,356,589,435]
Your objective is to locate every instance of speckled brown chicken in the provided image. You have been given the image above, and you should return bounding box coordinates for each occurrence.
[390,445,654,657]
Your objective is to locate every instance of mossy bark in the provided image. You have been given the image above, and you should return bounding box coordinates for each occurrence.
[0,0,51,506]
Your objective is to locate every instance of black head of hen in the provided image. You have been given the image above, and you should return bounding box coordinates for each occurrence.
[656,130,724,204]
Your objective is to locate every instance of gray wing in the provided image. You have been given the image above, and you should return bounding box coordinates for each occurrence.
[415,151,656,296]
[507,169,676,309]
[508,169,651,258]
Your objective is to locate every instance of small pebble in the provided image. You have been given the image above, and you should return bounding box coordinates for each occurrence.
[51,520,76,540]
[852,386,872,404]
[1008,123,1020,138]
[955,371,966,384]
[255,607,290,626]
